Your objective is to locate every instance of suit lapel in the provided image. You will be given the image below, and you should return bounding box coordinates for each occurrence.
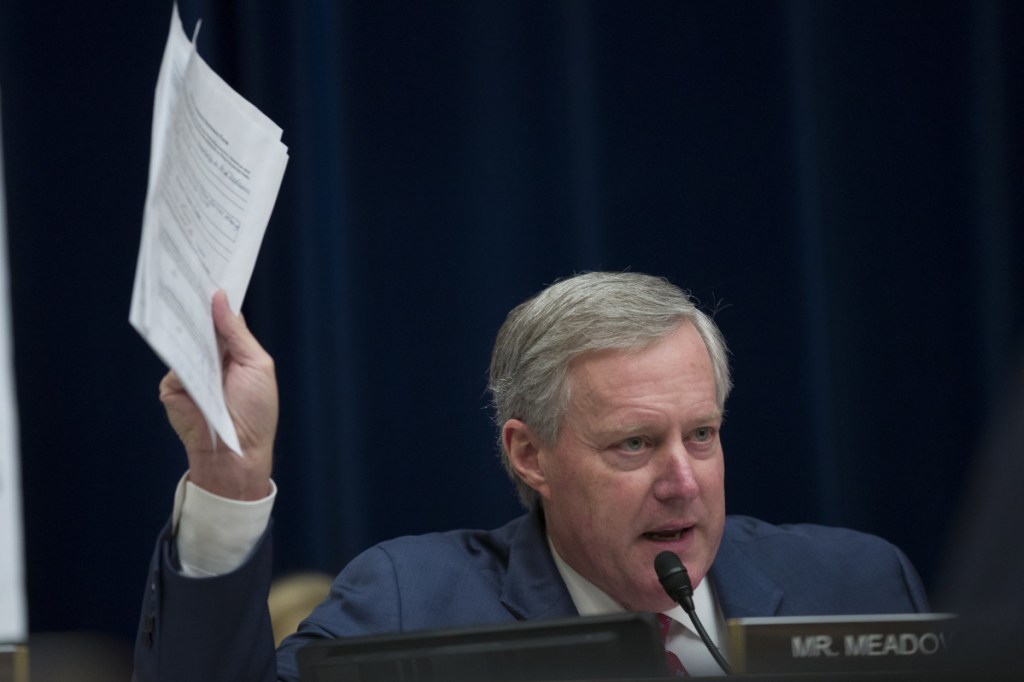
[500,508,579,621]
[711,521,785,619]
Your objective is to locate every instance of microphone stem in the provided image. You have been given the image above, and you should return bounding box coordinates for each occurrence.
[684,608,732,675]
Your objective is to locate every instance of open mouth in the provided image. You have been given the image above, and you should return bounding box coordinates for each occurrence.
[642,528,688,542]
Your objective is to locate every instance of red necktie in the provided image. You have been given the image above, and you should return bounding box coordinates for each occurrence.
[657,613,689,677]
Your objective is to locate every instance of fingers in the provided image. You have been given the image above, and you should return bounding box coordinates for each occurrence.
[158,368,208,451]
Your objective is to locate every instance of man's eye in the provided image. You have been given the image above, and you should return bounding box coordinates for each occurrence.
[621,436,646,452]
[693,427,714,442]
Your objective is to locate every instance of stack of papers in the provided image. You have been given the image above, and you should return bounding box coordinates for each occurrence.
[130,4,288,455]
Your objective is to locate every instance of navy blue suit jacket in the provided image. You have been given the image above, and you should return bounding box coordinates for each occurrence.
[133,509,928,681]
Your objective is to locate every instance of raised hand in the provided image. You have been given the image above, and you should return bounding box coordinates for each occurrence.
[159,290,278,500]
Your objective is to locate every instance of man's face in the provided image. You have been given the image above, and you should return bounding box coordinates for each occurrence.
[517,322,725,612]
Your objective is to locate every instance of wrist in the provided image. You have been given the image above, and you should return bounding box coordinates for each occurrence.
[186,451,273,501]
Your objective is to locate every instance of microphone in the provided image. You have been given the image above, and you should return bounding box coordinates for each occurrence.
[654,550,695,611]
[654,551,732,675]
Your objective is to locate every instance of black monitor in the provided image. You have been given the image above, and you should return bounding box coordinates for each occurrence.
[297,612,669,681]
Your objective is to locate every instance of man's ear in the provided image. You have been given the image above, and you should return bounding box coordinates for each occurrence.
[502,418,550,500]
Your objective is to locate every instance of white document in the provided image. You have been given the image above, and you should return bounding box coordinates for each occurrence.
[130,4,288,454]
[0,87,28,645]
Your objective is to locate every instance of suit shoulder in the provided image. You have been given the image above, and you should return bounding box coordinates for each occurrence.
[724,514,898,557]
[342,512,535,598]
[371,513,526,565]
[718,515,928,615]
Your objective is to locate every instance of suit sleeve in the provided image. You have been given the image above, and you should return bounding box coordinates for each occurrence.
[132,521,278,682]
[273,545,406,680]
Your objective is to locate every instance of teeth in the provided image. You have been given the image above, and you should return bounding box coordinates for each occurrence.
[648,530,683,540]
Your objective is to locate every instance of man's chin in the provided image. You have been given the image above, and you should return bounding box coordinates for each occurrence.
[625,593,679,613]
[615,581,681,613]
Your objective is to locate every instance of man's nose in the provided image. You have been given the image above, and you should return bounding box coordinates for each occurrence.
[653,440,700,500]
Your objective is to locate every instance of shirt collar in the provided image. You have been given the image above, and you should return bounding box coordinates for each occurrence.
[546,535,716,637]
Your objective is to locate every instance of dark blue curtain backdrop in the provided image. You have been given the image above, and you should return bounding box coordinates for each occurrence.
[1,1,1021,644]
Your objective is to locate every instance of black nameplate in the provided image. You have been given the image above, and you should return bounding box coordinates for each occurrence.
[728,613,956,674]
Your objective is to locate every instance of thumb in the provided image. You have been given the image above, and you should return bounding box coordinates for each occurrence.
[211,290,266,366]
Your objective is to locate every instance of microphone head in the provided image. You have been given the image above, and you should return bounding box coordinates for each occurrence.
[653,551,694,611]
[654,551,683,580]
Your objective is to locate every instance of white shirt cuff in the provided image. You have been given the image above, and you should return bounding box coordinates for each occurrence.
[171,472,277,578]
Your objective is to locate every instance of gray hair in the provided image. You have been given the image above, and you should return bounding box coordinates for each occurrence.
[488,271,732,508]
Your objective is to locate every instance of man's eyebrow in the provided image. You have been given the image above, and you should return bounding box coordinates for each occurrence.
[591,408,723,434]
[588,422,655,440]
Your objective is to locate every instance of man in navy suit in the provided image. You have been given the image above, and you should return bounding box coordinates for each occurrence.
[133,272,928,681]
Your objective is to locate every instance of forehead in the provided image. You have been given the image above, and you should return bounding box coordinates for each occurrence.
[564,322,717,418]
